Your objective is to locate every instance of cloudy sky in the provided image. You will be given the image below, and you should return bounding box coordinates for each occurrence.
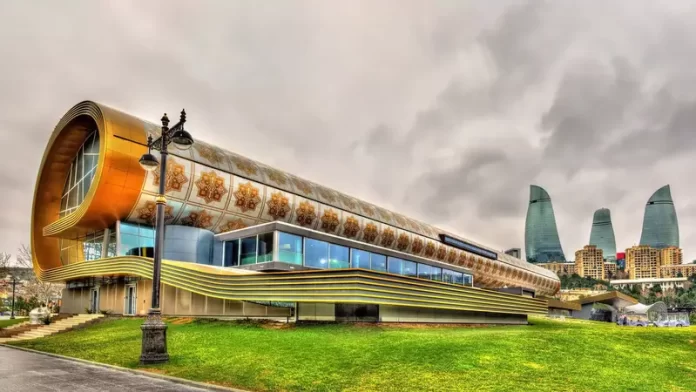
[2,0,696,263]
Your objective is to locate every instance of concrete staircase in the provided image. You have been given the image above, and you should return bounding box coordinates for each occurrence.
[0,314,104,343]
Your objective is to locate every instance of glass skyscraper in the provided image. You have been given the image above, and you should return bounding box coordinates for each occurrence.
[525,185,566,263]
[589,208,616,262]
[639,185,679,249]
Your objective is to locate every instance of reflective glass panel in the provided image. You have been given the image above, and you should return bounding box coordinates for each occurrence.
[351,249,370,269]
[431,266,442,281]
[224,240,239,267]
[305,238,329,269]
[370,253,387,272]
[329,244,349,269]
[257,232,274,263]
[403,260,417,277]
[417,263,431,279]
[278,232,303,265]
[59,130,100,217]
[240,236,257,265]
[387,257,403,275]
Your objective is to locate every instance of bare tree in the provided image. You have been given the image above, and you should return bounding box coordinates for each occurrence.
[0,252,10,277]
[15,245,63,308]
[15,244,32,269]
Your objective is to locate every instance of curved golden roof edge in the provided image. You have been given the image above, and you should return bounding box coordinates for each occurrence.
[31,101,147,276]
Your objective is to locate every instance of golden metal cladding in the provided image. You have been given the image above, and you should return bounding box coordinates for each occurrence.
[31,101,148,276]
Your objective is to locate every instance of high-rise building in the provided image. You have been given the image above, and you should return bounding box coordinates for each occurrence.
[575,245,604,280]
[626,245,661,279]
[660,246,682,266]
[589,208,617,262]
[525,185,566,263]
[639,185,679,249]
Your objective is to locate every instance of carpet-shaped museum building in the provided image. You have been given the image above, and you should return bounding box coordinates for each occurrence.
[32,101,559,323]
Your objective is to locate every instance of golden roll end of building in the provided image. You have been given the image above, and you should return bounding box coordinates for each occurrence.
[31,101,148,276]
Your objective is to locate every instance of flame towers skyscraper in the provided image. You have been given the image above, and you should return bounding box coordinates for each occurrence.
[589,208,616,262]
[525,185,566,263]
[639,185,679,249]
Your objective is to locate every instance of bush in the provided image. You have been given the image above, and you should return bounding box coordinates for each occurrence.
[42,315,51,325]
[85,307,93,314]
[690,312,696,325]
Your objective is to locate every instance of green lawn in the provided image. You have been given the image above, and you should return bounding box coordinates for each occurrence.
[0,318,26,329]
[7,317,696,392]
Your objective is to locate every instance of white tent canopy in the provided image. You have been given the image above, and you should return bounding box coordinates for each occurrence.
[624,302,667,315]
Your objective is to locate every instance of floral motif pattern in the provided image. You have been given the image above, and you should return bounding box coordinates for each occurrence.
[264,168,287,186]
[447,249,457,263]
[292,178,313,196]
[295,201,316,227]
[181,209,214,229]
[218,218,247,233]
[424,242,436,258]
[436,245,447,260]
[233,181,261,213]
[396,233,410,251]
[194,144,225,166]
[195,170,228,204]
[394,214,407,227]
[267,191,291,220]
[363,223,378,243]
[411,237,424,254]
[317,187,337,203]
[377,208,392,222]
[136,200,174,225]
[343,216,360,238]
[320,208,340,232]
[359,201,375,217]
[153,158,188,193]
[380,228,396,248]
[340,194,357,210]
[229,154,259,176]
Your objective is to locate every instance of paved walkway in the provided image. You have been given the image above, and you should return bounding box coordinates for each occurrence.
[0,346,213,391]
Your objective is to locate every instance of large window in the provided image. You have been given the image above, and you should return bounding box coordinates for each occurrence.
[223,240,239,267]
[388,257,404,275]
[257,232,274,263]
[403,260,417,278]
[305,238,329,269]
[370,253,387,272]
[60,130,100,217]
[240,236,258,265]
[278,232,302,265]
[119,222,154,257]
[351,249,371,269]
[329,244,349,269]
[59,228,115,264]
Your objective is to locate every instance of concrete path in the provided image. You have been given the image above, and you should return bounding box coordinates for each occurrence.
[0,346,214,391]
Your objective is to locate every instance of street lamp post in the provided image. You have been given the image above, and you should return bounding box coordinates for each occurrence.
[138,109,194,365]
[5,275,18,319]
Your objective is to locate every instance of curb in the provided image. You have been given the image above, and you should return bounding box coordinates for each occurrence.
[0,344,249,392]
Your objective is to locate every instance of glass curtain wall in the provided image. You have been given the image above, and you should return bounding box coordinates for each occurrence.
[119,222,155,257]
[59,228,116,265]
[272,231,473,286]
[223,232,274,267]
[59,130,100,217]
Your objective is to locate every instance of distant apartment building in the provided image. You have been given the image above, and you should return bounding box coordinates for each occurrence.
[539,262,576,276]
[660,246,683,266]
[626,245,661,279]
[604,262,617,280]
[575,245,605,280]
[660,263,696,278]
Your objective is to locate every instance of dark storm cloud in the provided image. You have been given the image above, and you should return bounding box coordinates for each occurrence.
[2,0,696,261]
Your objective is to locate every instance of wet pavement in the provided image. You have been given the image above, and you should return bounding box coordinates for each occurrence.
[0,346,213,391]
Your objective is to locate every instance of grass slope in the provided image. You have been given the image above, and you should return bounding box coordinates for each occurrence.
[0,318,26,329]
[8,317,696,392]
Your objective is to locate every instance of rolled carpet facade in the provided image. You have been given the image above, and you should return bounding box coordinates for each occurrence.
[32,100,559,320]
